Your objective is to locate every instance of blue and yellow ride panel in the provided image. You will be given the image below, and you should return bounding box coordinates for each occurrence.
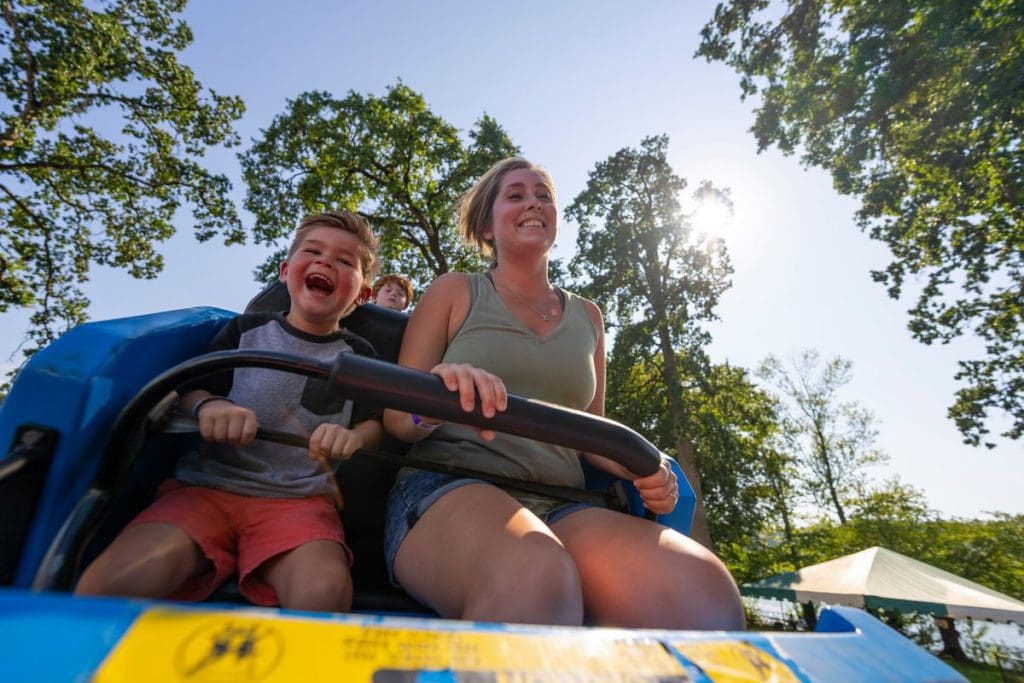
[0,591,965,682]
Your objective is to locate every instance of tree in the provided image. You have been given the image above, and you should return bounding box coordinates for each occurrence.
[759,440,803,570]
[795,480,935,565]
[686,364,804,578]
[605,344,790,568]
[1,0,244,357]
[698,0,1024,447]
[690,364,788,554]
[757,350,887,524]
[239,83,518,285]
[566,135,734,547]
[767,491,1024,603]
[925,513,1024,601]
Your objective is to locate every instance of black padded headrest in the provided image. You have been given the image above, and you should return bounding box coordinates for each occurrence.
[244,281,409,363]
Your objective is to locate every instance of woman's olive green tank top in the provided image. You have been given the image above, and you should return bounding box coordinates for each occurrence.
[407,272,598,515]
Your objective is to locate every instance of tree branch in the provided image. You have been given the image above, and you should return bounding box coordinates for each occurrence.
[1,0,40,148]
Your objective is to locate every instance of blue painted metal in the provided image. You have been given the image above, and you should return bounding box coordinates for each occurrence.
[0,307,233,585]
[0,590,143,682]
[583,458,696,534]
[767,607,967,682]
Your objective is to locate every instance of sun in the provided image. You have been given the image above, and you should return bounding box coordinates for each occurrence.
[692,197,733,238]
[688,184,735,241]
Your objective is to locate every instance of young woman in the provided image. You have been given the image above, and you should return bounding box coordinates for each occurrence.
[383,158,744,629]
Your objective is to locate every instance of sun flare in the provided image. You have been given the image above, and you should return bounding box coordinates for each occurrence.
[689,190,734,241]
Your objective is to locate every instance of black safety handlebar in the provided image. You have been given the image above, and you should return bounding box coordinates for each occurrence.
[98,349,663,486]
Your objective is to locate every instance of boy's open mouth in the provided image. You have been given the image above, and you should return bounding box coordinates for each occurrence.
[305,273,335,295]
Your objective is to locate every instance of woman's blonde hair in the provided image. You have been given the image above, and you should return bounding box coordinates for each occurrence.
[456,157,556,262]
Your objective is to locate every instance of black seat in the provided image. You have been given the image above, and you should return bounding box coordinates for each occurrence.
[245,280,410,365]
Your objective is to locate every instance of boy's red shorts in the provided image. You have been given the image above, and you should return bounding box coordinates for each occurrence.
[126,479,353,605]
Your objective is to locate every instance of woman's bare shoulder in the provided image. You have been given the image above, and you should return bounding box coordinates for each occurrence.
[570,292,604,329]
[405,272,474,347]
[424,271,471,294]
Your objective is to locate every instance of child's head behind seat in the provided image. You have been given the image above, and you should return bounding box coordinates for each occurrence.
[371,274,414,311]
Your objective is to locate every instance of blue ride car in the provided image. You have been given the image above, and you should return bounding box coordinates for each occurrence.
[0,285,966,682]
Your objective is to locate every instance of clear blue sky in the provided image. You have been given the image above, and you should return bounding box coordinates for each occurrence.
[2,0,1019,518]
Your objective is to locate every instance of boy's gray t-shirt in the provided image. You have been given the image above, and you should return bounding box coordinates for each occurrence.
[174,311,380,498]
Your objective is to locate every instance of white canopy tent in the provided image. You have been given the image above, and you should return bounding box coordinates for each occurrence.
[742,546,1024,623]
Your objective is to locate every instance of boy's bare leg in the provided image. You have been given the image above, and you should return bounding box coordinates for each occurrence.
[259,540,353,612]
[75,522,210,598]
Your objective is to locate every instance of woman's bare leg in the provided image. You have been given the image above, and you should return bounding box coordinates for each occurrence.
[393,483,583,625]
[552,508,745,630]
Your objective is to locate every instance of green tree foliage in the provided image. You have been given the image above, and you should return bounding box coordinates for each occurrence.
[758,350,887,524]
[698,0,1024,447]
[693,364,785,549]
[795,481,935,564]
[927,513,1024,601]
[774,481,1024,599]
[737,447,1024,601]
[566,135,733,546]
[605,346,790,569]
[239,83,518,285]
[752,440,804,573]
[1,0,244,355]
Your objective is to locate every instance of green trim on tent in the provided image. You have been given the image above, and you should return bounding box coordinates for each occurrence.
[741,586,799,601]
[863,596,948,617]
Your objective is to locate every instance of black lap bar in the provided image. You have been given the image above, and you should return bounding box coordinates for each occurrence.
[101,348,663,485]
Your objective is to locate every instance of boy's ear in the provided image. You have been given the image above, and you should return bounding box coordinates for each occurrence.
[278,260,289,282]
[356,284,372,305]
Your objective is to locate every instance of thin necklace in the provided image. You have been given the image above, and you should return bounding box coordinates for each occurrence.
[494,277,560,322]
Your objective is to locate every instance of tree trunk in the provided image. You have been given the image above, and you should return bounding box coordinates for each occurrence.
[934,617,969,662]
[650,316,713,549]
[813,428,847,524]
[674,437,712,548]
[767,467,800,566]
[801,601,818,631]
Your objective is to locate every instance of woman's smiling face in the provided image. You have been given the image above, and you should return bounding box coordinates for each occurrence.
[485,168,558,257]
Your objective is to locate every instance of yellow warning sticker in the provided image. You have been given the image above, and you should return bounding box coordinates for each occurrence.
[95,608,689,682]
[671,640,800,682]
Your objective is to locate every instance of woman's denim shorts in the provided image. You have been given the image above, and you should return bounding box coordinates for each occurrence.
[383,468,592,586]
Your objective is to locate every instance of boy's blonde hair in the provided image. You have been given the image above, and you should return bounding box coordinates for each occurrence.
[456,157,556,262]
[288,210,379,279]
